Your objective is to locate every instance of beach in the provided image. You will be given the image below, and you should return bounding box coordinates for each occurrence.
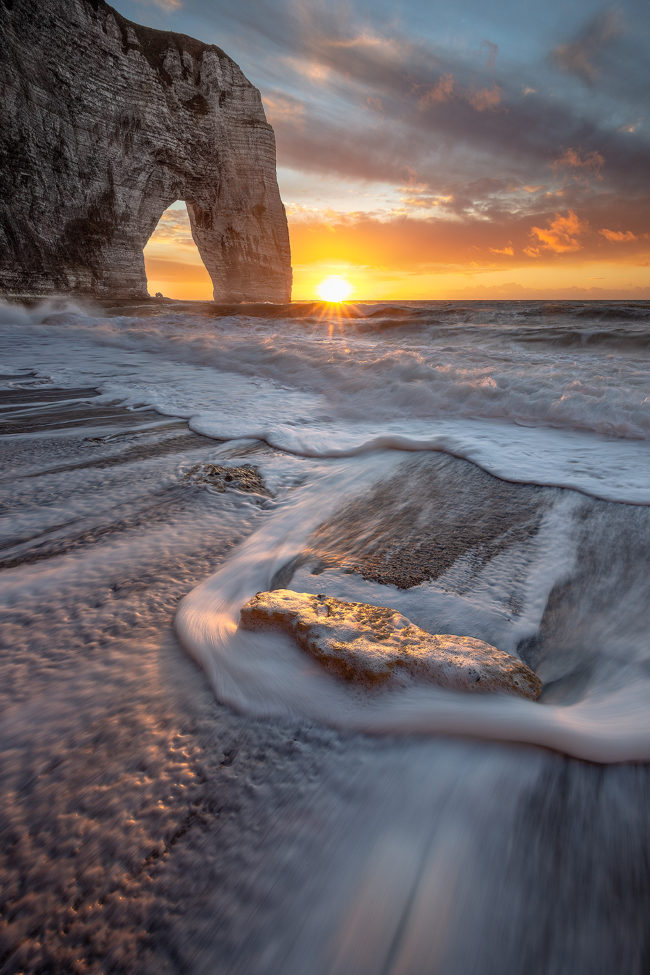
[1,298,649,973]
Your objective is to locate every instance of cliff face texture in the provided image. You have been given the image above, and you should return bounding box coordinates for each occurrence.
[0,0,292,301]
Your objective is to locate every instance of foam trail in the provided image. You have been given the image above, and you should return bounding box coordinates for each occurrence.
[188,415,650,505]
[175,454,650,763]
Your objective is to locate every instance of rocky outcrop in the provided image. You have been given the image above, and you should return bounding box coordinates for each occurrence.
[239,590,543,700]
[0,0,291,301]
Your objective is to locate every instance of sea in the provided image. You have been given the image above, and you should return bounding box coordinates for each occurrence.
[0,297,648,973]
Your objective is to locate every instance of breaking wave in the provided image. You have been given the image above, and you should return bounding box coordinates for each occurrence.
[0,297,648,502]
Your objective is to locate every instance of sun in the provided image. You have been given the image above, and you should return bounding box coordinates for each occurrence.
[316,275,353,302]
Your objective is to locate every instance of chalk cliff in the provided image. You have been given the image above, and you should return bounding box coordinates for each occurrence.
[0,0,292,301]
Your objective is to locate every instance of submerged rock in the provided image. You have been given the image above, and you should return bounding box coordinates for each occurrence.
[239,590,542,700]
[304,454,545,590]
[0,0,291,301]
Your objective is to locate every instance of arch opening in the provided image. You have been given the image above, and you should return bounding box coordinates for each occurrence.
[143,200,213,300]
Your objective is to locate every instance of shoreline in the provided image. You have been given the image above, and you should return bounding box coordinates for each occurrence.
[0,381,352,972]
[0,380,648,973]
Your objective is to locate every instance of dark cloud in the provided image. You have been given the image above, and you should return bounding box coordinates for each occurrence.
[270,70,650,207]
[200,0,649,216]
[113,0,650,251]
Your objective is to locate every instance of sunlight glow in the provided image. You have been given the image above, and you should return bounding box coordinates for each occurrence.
[143,201,213,300]
[316,275,353,302]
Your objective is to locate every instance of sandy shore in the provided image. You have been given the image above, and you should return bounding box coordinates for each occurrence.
[1,381,648,974]
[0,383,354,973]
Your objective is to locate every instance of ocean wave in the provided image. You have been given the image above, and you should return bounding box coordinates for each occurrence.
[515,326,650,351]
[1,298,648,504]
[519,300,649,322]
[186,418,650,505]
[572,302,650,322]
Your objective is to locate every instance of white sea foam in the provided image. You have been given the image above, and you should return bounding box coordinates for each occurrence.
[0,300,648,503]
[175,459,650,764]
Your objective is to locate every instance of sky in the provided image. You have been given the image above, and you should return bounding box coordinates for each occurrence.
[110,0,650,300]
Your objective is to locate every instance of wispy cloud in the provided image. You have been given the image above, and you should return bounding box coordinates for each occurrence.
[480,40,498,70]
[144,206,201,256]
[467,84,502,111]
[552,9,622,84]
[262,92,306,125]
[599,228,638,242]
[552,147,605,179]
[419,74,455,106]
[137,0,182,10]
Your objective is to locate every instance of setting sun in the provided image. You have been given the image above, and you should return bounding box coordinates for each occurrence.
[316,275,353,302]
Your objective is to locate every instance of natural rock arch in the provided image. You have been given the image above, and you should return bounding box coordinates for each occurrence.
[0,0,292,302]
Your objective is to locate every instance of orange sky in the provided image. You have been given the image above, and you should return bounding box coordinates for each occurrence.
[144,201,650,301]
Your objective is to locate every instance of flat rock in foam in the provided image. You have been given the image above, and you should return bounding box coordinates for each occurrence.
[239,590,542,700]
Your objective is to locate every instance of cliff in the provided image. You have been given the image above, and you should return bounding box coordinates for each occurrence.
[0,0,292,301]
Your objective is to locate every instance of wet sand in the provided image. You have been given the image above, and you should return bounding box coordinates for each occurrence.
[0,384,350,973]
[1,383,648,975]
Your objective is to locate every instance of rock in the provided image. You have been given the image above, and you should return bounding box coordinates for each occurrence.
[239,590,542,700]
[184,462,270,496]
[0,0,291,302]
[304,454,545,590]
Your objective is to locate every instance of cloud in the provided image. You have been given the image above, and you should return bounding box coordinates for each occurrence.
[400,194,454,211]
[419,74,455,106]
[262,92,306,125]
[282,56,332,82]
[552,9,622,84]
[137,0,182,10]
[171,0,648,263]
[145,208,195,248]
[530,211,589,253]
[271,90,650,242]
[552,147,605,179]
[272,152,650,292]
[202,0,648,200]
[266,29,649,201]
[480,40,498,70]
[599,228,638,242]
[419,77,501,112]
[325,31,399,52]
[467,84,502,111]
